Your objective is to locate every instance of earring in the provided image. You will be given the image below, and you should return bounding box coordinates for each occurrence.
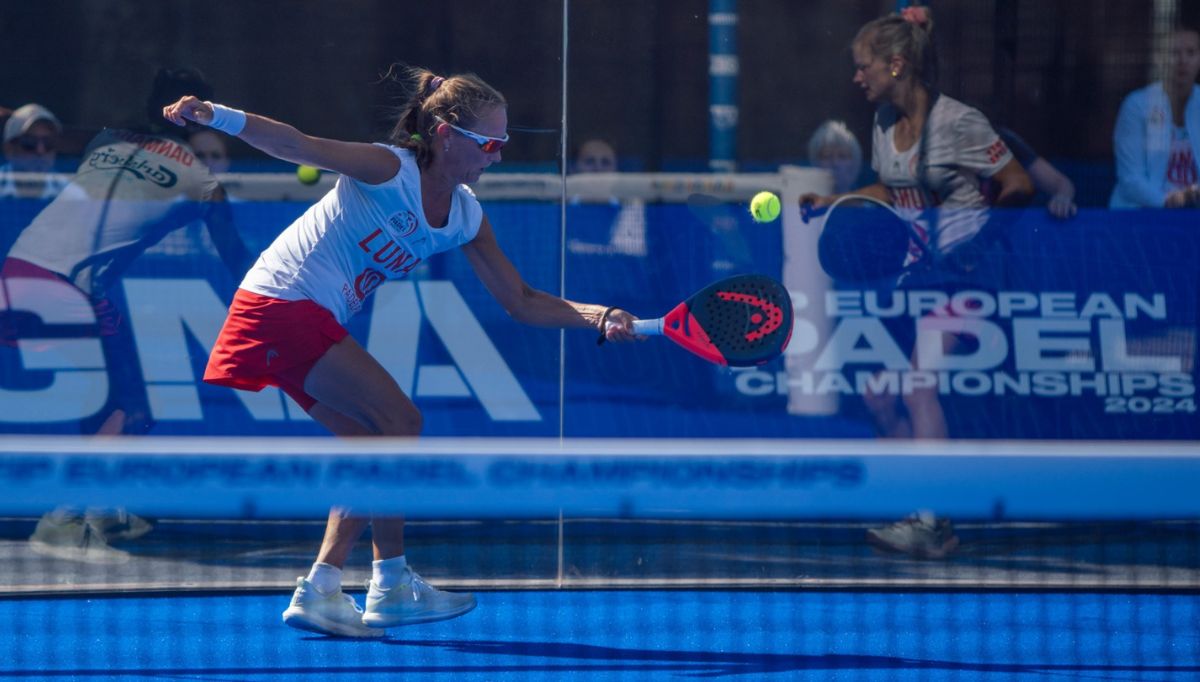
[891,69,900,78]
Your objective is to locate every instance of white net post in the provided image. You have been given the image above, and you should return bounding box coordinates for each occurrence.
[780,165,836,416]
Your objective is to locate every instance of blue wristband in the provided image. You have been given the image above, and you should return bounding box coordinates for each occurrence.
[205,102,246,136]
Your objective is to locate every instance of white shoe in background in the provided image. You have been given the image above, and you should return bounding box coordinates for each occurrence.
[362,567,476,628]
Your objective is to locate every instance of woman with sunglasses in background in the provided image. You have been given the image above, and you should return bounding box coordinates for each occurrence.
[163,66,638,638]
[0,103,68,200]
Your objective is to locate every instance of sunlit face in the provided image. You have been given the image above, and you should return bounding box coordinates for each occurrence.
[440,105,507,184]
[851,41,895,104]
[575,139,616,173]
[188,129,230,174]
[1169,30,1200,90]
[4,120,58,173]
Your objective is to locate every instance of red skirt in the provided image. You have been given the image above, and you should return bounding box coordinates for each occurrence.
[204,288,348,411]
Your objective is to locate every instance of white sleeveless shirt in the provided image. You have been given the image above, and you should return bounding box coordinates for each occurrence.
[240,145,483,323]
[871,94,1012,257]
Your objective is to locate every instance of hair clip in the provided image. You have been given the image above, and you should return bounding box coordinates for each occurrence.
[900,6,929,26]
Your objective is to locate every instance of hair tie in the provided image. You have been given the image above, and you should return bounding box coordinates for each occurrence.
[429,76,445,93]
[410,133,423,142]
[900,6,929,27]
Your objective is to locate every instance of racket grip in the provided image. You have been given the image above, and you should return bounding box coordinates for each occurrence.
[800,202,830,223]
[631,318,663,336]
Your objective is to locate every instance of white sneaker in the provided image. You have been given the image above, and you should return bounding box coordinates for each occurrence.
[85,508,154,543]
[28,509,131,565]
[281,577,384,638]
[362,567,477,628]
[866,510,960,559]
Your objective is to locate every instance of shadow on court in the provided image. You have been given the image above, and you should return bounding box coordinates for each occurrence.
[3,645,1198,679]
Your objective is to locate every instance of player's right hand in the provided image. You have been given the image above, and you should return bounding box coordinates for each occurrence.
[799,193,834,222]
[161,96,214,127]
[602,309,639,343]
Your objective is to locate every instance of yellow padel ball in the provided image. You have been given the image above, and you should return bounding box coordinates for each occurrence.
[749,191,781,223]
[297,164,321,185]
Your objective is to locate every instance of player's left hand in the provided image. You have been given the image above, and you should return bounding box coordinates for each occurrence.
[1047,192,1077,219]
[603,309,640,343]
[162,96,214,127]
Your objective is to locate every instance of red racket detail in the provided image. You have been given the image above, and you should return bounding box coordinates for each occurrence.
[629,274,792,367]
[714,291,785,342]
[660,305,723,365]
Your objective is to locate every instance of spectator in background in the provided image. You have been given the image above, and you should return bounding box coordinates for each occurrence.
[188,128,232,174]
[567,136,647,257]
[573,137,617,174]
[0,103,68,199]
[1110,26,1200,209]
[807,119,863,194]
[996,127,1077,219]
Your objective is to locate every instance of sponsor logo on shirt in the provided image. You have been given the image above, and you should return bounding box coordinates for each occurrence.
[85,148,179,188]
[357,228,423,274]
[986,139,1008,165]
[354,268,387,299]
[388,210,419,237]
[891,186,928,210]
[1167,145,1198,187]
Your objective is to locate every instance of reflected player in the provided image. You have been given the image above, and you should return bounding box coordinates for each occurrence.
[1,67,251,562]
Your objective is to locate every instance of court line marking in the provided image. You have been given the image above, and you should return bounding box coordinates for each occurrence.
[0,436,1197,458]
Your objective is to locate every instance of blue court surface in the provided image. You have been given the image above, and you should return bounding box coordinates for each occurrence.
[2,590,1198,681]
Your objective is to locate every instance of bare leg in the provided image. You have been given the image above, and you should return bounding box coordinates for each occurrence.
[313,509,371,569]
[903,386,947,439]
[862,379,913,439]
[370,518,405,560]
[304,336,423,566]
[96,408,127,436]
[903,326,962,440]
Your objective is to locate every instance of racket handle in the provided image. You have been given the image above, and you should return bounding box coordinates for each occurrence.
[631,318,663,336]
[800,202,830,223]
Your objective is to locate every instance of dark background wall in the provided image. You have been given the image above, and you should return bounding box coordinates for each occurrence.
[0,0,1189,177]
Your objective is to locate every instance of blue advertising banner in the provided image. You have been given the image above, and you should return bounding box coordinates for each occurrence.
[0,199,1195,440]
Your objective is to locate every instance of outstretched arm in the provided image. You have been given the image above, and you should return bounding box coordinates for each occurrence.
[799,182,892,213]
[203,184,254,278]
[1026,157,1077,218]
[987,158,1034,207]
[162,96,399,185]
[461,215,637,342]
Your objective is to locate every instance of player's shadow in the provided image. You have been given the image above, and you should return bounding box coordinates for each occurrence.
[380,638,1200,678]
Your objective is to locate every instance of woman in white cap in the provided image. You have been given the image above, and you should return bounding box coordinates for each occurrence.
[0,103,67,199]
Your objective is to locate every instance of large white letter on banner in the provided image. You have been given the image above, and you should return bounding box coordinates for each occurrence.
[0,278,109,422]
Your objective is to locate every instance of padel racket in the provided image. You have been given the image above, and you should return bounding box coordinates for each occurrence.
[802,194,924,282]
[622,274,792,367]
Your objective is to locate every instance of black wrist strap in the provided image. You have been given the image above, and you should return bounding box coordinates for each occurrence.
[595,306,617,346]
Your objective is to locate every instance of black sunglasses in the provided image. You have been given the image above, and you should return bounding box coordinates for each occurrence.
[14,135,56,153]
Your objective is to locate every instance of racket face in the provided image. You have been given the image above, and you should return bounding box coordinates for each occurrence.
[661,274,793,366]
[817,195,913,282]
